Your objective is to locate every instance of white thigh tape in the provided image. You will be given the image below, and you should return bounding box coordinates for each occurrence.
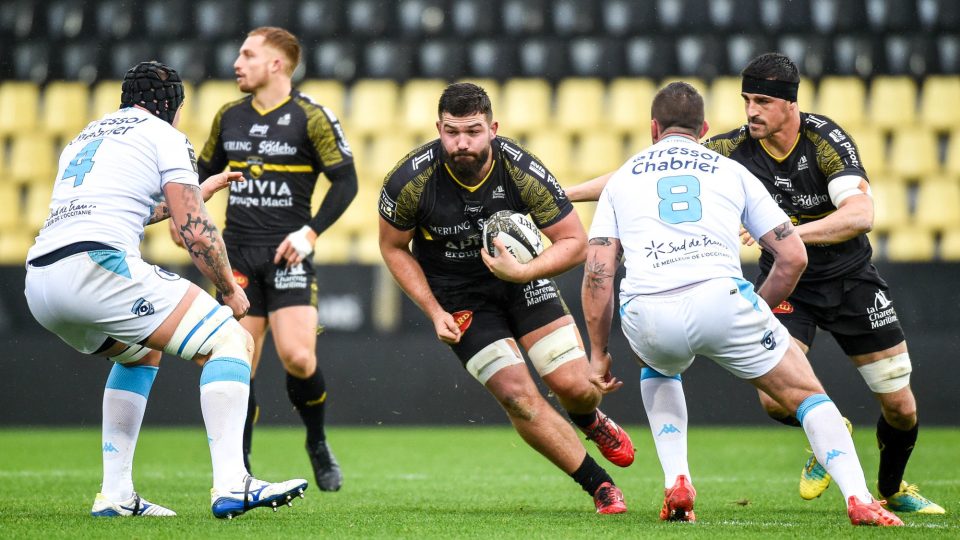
[466,339,523,385]
[109,343,152,364]
[857,352,912,394]
[527,324,584,376]
[164,293,234,360]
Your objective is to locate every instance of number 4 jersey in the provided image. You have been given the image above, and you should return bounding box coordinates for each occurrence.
[589,135,789,297]
[28,107,199,261]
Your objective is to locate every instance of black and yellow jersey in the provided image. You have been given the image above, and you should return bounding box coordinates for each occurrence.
[704,112,871,282]
[379,137,573,289]
[198,89,354,245]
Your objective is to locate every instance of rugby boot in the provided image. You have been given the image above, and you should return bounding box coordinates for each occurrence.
[800,417,853,500]
[580,410,635,467]
[211,475,308,519]
[306,439,343,492]
[659,474,696,522]
[593,482,627,514]
[91,492,176,517]
[882,481,945,514]
[847,496,904,526]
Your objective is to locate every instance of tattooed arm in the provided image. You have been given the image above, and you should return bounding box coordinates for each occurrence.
[148,171,244,224]
[756,220,807,308]
[582,236,623,387]
[163,181,248,318]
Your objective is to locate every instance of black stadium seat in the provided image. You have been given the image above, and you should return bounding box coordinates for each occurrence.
[397,0,447,37]
[249,0,296,31]
[347,0,394,38]
[623,37,677,79]
[468,39,519,80]
[160,42,210,83]
[195,0,245,40]
[310,40,358,80]
[832,35,885,78]
[46,0,93,41]
[938,35,960,74]
[518,38,567,80]
[450,0,500,37]
[759,0,811,34]
[552,0,598,37]
[884,35,939,77]
[363,40,415,79]
[95,1,137,41]
[812,0,868,34]
[727,35,773,76]
[501,0,548,36]
[13,42,50,82]
[676,35,727,79]
[59,41,100,82]
[568,37,622,79]
[419,40,467,80]
[601,0,657,36]
[296,0,343,40]
[866,0,919,32]
[144,0,193,39]
[709,0,761,32]
[779,35,833,80]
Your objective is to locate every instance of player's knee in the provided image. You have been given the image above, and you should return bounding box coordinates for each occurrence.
[498,393,539,422]
[465,339,524,385]
[163,292,240,362]
[280,349,316,379]
[527,324,584,378]
[202,318,253,367]
[858,353,912,394]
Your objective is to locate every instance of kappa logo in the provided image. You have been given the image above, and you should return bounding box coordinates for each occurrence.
[102,442,119,453]
[452,310,473,333]
[773,300,794,314]
[500,142,523,161]
[805,114,828,129]
[131,298,155,317]
[492,185,506,199]
[824,448,846,466]
[412,149,434,170]
[249,123,269,137]
[797,155,808,171]
[657,424,681,436]
[761,329,776,350]
[874,289,892,311]
[277,113,291,126]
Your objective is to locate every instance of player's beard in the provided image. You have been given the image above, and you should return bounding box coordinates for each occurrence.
[442,147,490,183]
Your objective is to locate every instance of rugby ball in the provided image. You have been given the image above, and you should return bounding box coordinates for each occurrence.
[482,210,544,263]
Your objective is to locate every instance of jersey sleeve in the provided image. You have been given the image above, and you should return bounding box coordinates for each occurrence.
[501,139,573,229]
[702,126,748,158]
[158,128,199,187]
[738,163,790,240]
[588,177,620,240]
[307,105,354,173]
[197,104,229,181]
[379,145,436,230]
[802,113,867,182]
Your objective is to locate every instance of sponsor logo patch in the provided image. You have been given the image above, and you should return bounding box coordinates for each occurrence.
[761,329,776,350]
[452,310,473,333]
[233,270,249,289]
[773,300,794,314]
[249,123,269,137]
[131,297,155,317]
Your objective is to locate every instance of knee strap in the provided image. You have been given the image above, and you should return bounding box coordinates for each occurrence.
[466,339,524,385]
[527,324,584,377]
[164,292,236,361]
[857,353,912,394]
[109,343,152,364]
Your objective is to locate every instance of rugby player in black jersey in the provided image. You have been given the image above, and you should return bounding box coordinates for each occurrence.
[189,27,357,492]
[379,83,632,514]
[565,53,943,515]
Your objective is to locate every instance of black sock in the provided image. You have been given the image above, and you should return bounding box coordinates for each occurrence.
[877,415,918,497]
[568,410,599,430]
[242,379,257,471]
[286,369,327,445]
[570,454,613,496]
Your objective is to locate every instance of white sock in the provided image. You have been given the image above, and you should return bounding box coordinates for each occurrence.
[798,394,872,503]
[641,368,690,488]
[100,364,156,501]
[200,357,251,492]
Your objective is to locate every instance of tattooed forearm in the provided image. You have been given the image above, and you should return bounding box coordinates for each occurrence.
[173,185,234,295]
[147,202,170,224]
[589,237,612,246]
[773,221,795,241]
[584,258,614,292]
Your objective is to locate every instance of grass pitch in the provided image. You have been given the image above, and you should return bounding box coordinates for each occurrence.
[0,425,957,538]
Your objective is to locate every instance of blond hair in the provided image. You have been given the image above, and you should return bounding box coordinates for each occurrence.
[249,26,301,76]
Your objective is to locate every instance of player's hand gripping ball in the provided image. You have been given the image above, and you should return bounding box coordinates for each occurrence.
[482,210,544,263]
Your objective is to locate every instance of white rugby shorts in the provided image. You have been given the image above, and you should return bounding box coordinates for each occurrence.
[619,277,790,379]
[25,250,190,354]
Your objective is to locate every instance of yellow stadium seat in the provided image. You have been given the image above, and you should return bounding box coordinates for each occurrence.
[348,80,399,137]
[707,77,745,135]
[91,80,123,120]
[399,79,448,139]
[204,188,229,232]
[555,78,606,135]
[938,228,960,260]
[24,184,53,230]
[885,228,936,261]
[606,78,656,136]
[193,80,243,137]
[501,78,552,137]
[870,182,910,234]
[912,177,960,232]
[325,183,381,238]
[0,230,34,264]
[0,183,21,231]
[815,77,866,129]
[143,221,192,265]
[7,134,58,186]
[573,133,624,181]
[360,133,417,186]
[298,79,346,115]
[919,76,960,133]
[0,82,40,137]
[313,228,352,264]
[354,230,383,265]
[945,129,960,177]
[797,77,816,111]
[456,78,501,112]
[524,132,573,183]
[41,82,91,138]
[625,131,653,160]
[867,76,917,132]
[846,127,887,177]
[573,201,596,232]
[887,127,939,179]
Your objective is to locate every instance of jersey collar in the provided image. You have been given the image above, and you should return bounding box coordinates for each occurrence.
[251,94,292,116]
[758,132,800,163]
[444,160,497,193]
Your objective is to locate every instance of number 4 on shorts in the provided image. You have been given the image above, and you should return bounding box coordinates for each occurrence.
[62,139,104,187]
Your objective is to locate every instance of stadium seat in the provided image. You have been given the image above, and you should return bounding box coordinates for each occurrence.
[846,127,887,177]
[710,0,760,31]
[658,0,713,32]
[866,0,919,32]
[41,81,90,138]
[418,40,468,80]
[58,41,99,83]
[887,128,939,180]
[797,77,817,112]
[517,38,568,80]
[502,0,547,36]
[601,0,657,36]
[945,130,960,177]
[568,37,623,79]
[296,0,342,39]
[7,134,56,187]
[194,0,244,39]
[927,0,960,31]
[0,183,21,232]
[312,228,352,264]
[249,0,296,31]
[778,35,832,81]
[606,78,656,136]
[346,0,393,37]
[359,133,417,185]
[919,76,960,133]
[143,222,192,265]
[553,0,597,36]
[399,79,447,139]
[144,0,192,38]
[815,76,866,129]
[90,80,122,121]
[832,35,884,78]
[554,78,605,135]
[707,77,746,135]
[869,182,910,234]
[623,37,678,79]
[0,81,40,137]
[0,0,41,42]
[883,35,939,78]
[13,41,50,83]
[938,228,960,261]
[457,78,501,112]
[45,0,93,41]
[354,230,383,264]
[310,41,359,80]
[524,132,574,182]
[299,80,347,118]
[450,0,500,37]
[501,78,552,137]
[886,227,936,261]
[363,40,415,80]
[210,41,241,80]
[193,80,243,139]
[759,0,811,32]
[160,41,210,84]
[347,80,399,137]
[739,242,762,263]
[326,183,381,237]
[940,35,960,76]
[0,230,35,264]
[867,76,917,132]
[727,35,774,77]
[24,184,53,230]
[573,201,596,232]
[912,177,960,232]
[467,39,519,80]
[626,131,654,159]
[675,35,727,80]
[103,41,151,80]
[397,0,447,37]
[573,133,623,182]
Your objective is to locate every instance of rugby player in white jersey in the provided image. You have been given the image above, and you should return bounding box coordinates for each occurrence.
[24,61,307,519]
[581,82,902,526]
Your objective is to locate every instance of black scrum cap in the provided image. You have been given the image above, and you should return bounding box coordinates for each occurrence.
[120,61,184,124]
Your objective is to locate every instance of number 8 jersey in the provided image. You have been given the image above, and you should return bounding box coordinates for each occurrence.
[589,135,789,297]
[28,107,199,261]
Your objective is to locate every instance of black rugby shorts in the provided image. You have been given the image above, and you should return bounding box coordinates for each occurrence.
[433,277,571,364]
[221,244,318,317]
